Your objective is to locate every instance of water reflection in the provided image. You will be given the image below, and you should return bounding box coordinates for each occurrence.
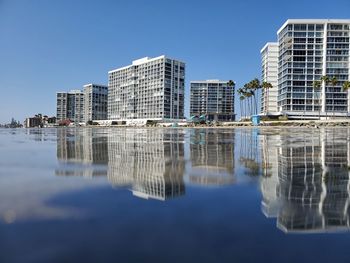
[56,129,186,201]
[53,127,350,233]
[107,129,185,200]
[260,129,350,233]
[189,129,235,185]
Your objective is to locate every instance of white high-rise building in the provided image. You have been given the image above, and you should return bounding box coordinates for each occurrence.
[83,84,108,123]
[260,42,279,115]
[56,90,84,123]
[190,80,235,121]
[108,56,185,121]
[277,19,350,118]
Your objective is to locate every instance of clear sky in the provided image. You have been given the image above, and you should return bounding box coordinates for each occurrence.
[0,0,349,123]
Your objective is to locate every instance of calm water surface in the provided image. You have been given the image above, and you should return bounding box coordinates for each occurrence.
[1,127,350,263]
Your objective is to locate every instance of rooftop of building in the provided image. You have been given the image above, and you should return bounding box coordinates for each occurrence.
[277,19,350,34]
[190,79,232,84]
[83,83,108,88]
[260,42,279,53]
[108,55,185,74]
[56,89,83,94]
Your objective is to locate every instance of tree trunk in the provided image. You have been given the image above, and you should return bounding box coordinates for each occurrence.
[254,95,258,115]
[247,99,250,117]
[318,93,321,120]
[240,101,242,120]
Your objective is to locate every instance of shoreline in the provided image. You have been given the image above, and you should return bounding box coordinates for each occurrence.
[29,120,350,129]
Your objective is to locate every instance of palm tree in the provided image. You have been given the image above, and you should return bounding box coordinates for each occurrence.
[320,75,330,84]
[239,95,245,120]
[245,90,253,116]
[313,80,322,120]
[227,80,235,120]
[237,88,247,121]
[330,77,338,117]
[245,78,262,115]
[227,80,235,88]
[262,82,273,115]
[250,78,261,115]
[343,80,350,91]
[331,76,338,87]
[320,75,330,117]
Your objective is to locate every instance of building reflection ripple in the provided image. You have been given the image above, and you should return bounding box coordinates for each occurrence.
[260,128,350,233]
[56,128,185,201]
[189,129,235,185]
[55,127,350,233]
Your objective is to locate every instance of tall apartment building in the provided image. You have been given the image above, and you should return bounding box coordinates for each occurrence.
[83,84,108,123]
[108,56,185,120]
[277,19,350,118]
[190,80,235,121]
[261,43,279,115]
[56,90,84,123]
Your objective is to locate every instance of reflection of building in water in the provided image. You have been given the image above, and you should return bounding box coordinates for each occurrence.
[238,129,261,177]
[189,129,235,185]
[260,132,280,217]
[260,129,350,233]
[57,128,108,165]
[56,128,108,178]
[55,168,107,178]
[56,128,185,201]
[108,129,185,200]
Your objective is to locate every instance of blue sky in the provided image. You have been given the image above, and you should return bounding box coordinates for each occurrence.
[0,0,349,123]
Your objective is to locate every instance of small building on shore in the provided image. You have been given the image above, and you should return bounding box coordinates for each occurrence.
[24,114,56,128]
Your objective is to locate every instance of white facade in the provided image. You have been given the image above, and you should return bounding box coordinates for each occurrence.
[56,90,84,123]
[108,55,185,120]
[260,42,279,115]
[190,80,235,121]
[277,19,350,118]
[83,84,108,122]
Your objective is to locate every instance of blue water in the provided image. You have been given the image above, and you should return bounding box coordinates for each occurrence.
[1,127,350,263]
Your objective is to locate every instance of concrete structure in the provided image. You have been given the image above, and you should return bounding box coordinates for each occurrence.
[24,116,42,128]
[277,19,350,119]
[24,114,56,128]
[83,84,108,123]
[190,80,235,121]
[56,90,84,123]
[261,43,279,115]
[108,55,185,121]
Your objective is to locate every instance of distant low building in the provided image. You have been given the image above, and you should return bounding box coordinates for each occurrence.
[24,114,56,128]
[1,118,23,128]
[25,116,42,128]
